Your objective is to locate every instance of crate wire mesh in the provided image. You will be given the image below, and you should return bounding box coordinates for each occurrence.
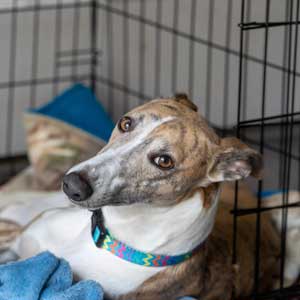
[0,0,93,181]
[234,0,300,299]
[0,0,299,299]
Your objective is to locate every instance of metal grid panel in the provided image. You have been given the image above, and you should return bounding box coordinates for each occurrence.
[234,0,300,299]
[0,0,94,181]
[0,0,92,158]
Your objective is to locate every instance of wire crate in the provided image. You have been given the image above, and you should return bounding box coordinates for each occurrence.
[0,0,299,299]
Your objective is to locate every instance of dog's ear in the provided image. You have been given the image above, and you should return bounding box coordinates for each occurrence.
[207,137,263,182]
[173,93,198,112]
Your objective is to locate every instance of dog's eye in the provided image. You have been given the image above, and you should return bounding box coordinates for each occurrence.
[152,155,174,170]
[118,116,132,132]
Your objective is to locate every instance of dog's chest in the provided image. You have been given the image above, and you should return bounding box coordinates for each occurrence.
[56,228,165,297]
[13,190,217,298]
[16,216,164,298]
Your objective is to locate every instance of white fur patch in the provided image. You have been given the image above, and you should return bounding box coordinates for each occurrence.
[102,189,220,255]
[9,188,220,297]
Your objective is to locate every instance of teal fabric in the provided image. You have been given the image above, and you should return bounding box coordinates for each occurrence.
[29,84,114,142]
[258,189,286,198]
[0,251,103,300]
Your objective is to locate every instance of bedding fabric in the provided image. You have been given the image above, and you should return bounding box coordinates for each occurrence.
[0,251,103,300]
[23,84,114,190]
[28,84,114,142]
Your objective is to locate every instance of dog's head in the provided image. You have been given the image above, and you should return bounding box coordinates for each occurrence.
[63,95,262,209]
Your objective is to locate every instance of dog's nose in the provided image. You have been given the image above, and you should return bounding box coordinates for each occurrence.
[62,172,93,202]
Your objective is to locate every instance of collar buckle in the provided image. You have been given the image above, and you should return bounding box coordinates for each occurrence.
[91,210,107,247]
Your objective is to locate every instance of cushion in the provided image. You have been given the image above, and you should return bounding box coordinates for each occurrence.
[24,84,114,190]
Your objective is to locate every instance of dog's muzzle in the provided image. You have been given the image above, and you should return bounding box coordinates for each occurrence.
[62,172,93,202]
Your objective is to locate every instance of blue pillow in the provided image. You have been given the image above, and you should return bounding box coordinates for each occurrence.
[29,84,114,142]
[258,190,287,198]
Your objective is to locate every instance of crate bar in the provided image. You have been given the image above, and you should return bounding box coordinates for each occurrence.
[0,2,90,14]
[53,0,63,97]
[71,0,81,82]
[253,0,270,295]
[237,120,300,130]
[237,111,300,126]
[279,0,295,289]
[298,23,300,195]
[123,0,129,112]
[106,0,114,114]
[0,74,90,90]
[241,0,251,122]
[90,0,98,93]
[290,0,299,189]
[223,0,233,128]
[188,0,197,100]
[154,0,162,97]
[205,0,215,119]
[5,0,18,176]
[30,0,41,108]
[232,0,245,278]
[138,0,146,104]
[0,154,27,163]
[231,201,300,217]
[279,1,291,187]
[57,49,102,57]
[239,134,300,162]
[171,0,179,93]
[240,21,300,30]
[281,0,299,289]
[0,155,28,186]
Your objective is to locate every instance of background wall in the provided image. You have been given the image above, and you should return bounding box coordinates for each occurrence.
[0,0,299,158]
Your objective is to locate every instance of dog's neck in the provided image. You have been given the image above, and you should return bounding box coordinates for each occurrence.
[101,185,220,256]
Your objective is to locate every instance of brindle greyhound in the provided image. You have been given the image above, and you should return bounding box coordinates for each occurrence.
[1,95,285,299]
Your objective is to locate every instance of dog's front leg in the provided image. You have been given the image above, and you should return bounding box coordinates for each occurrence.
[117,292,199,300]
[115,272,200,300]
[116,288,232,300]
[117,250,234,300]
[116,276,207,300]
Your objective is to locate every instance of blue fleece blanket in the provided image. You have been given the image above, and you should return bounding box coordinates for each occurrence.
[0,252,198,300]
[0,252,103,300]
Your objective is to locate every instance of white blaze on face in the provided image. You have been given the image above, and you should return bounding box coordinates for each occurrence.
[100,116,175,159]
[68,116,175,192]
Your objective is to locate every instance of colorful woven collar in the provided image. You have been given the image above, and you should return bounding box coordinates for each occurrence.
[91,210,204,267]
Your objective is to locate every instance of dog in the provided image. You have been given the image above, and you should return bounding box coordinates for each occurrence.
[0,95,291,299]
